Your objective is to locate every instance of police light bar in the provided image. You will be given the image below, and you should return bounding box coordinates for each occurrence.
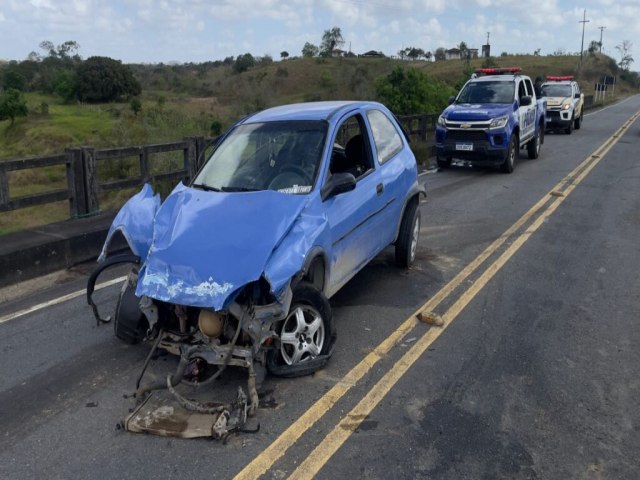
[546,75,574,81]
[474,67,522,75]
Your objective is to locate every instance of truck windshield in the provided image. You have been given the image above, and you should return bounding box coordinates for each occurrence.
[457,81,515,104]
[540,84,572,97]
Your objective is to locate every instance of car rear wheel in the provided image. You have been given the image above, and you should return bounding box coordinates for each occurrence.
[501,135,517,173]
[437,156,452,169]
[267,282,335,377]
[527,128,541,159]
[395,200,420,269]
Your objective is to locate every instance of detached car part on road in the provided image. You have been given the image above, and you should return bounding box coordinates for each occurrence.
[87,101,425,436]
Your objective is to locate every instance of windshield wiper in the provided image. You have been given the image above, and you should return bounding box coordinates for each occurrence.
[192,183,221,192]
[220,186,261,192]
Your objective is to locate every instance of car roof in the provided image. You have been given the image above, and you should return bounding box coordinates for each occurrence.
[541,80,575,85]
[242,101,384,123]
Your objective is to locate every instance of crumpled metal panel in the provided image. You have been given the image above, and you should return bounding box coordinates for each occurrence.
[98,183,160,263]
[111,183,313,309]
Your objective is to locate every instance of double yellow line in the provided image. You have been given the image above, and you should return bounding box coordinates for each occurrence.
[237,110,640,480]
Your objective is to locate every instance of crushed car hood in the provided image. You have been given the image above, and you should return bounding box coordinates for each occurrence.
[444,103,514,121]
[107,183,310,310]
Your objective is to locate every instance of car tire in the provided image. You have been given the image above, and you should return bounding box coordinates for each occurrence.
[574,110,582,130]
[527,127,541,159]
[266,282,336,377]
[437,156,452,169]
[565,117,574,135]
[395,200,420,269]
[501,135,517,173]
[114,276,147,344]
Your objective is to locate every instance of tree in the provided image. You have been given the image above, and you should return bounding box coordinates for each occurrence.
[1,68,26,91]
[458,41,471,65]
[375,66,456,115]
[424,51,432,62]
[53,69,77,102]
[320,27,344,56]
[280,51,289,60]
[302,42,319,58]
[588,40,601,55]
[0,88,28,125]
[616,40,634,71]
[434,48,446,61]
[75,56,141,102]
[233,53,256,73]
[130,97,142,116]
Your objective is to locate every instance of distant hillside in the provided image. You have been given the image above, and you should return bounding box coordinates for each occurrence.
[1,52,635,160]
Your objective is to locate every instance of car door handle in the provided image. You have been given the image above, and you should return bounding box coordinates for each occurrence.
[376,183,384,195]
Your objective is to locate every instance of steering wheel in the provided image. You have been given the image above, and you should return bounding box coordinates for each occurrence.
[279,164,311,183]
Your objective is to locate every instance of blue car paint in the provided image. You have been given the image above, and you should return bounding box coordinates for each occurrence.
[98,183,160,263]
[100,101,422,311]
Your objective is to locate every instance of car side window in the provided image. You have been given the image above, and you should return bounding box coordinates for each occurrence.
[524,79,534,97]
[366,110,404,165]
[329,114,374,181]
[518,81,528,102]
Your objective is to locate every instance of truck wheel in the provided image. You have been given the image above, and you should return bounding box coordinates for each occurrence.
[266,282,336,377]
[501,135,517,173]
[395,200,420,269]
[574,110,582,130]
[527,128,541,159]
[114,277,148,344]
[437,156,452,169]
[565,117,574,135]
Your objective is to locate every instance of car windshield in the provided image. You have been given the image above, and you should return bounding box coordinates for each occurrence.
[193,120,327,194]
[456,81,515,104]
[540,84,572,97]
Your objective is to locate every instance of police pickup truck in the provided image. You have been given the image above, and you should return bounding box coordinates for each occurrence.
[435,67,547,173]
[540,75,584,134]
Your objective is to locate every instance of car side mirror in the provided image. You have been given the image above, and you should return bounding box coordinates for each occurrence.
[321,172,356,201]
[520,95,532,106]
[574,92,581,99]
[448,96,456,105]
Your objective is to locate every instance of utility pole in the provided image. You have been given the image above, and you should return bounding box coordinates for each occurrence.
[598,26,606,53]
[486,32,490,45]
[579,9,590,64]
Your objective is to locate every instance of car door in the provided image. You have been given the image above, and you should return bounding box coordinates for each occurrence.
[322,112,386,296]
[518,78,536,143]
[365,108,408,245]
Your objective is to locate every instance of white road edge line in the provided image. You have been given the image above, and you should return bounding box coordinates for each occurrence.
[0,276,127,325]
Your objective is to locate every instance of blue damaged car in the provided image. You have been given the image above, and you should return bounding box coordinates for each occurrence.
[87,101,425,415]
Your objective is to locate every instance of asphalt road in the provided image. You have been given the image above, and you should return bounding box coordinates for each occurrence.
[1,96,639,480]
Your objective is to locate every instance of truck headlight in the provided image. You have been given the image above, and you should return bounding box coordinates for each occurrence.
[489,116,508,129]
[561,102,571,110]
[437,115,446,127]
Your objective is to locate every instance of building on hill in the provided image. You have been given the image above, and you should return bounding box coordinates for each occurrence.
[360,50,385,58]
[445,47,479,60]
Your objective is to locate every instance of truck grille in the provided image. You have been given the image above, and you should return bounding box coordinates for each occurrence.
[446,130,487,142]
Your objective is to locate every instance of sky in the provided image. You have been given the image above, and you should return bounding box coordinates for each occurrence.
[0,0,638,65]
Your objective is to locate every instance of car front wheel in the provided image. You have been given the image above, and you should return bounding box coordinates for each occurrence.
[267,282,335,377]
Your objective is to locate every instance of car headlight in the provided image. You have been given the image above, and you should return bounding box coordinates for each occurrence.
[562,102,571,110]
[489,116,508,129]
[437,115,446,127]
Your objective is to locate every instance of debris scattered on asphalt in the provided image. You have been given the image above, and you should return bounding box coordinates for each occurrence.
[417,311,444,327]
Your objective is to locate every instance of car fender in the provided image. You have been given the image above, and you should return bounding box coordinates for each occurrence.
[98,183,160,263]
[394,182,426,243]
[263,208,332,301]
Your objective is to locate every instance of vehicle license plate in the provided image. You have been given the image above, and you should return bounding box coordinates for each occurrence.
[456,143,473,151]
